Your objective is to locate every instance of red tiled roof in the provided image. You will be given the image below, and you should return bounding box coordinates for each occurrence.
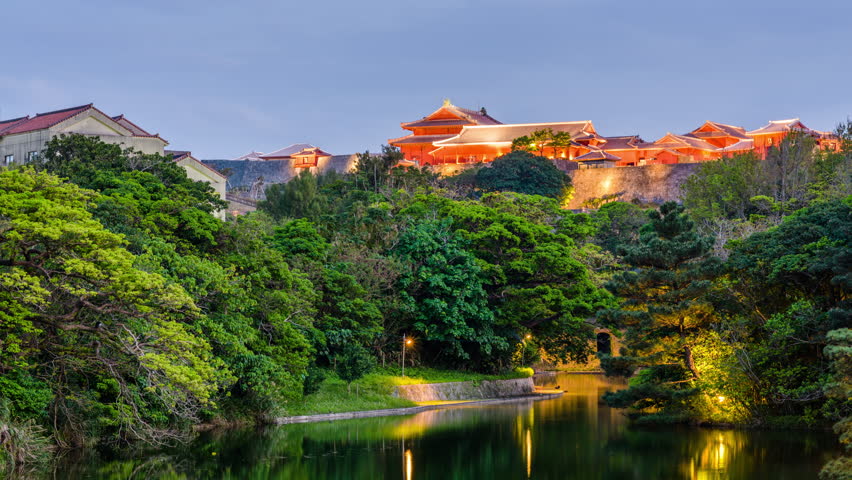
[746,118,819,136]
[651,133,719,151]
[599,135,643,150]
[2,104,93,135]
[389,134,457,145]
[400,102,502,129]
[721,139,755,152]
[401,119,471,128]
[575,150,621,162]
[167,150,227,179]
[686,121,749,140]
[112,115,152,136]
[0,116,30,134]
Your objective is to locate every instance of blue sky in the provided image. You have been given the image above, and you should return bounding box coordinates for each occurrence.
[2,0,850,158]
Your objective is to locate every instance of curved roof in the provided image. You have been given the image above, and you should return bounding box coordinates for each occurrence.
[400,101,502,129]
[575,150,621,162]
[434,121,596,146]
[259,143,315,159]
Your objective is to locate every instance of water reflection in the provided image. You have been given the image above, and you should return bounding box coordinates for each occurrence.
[45,373,839,480]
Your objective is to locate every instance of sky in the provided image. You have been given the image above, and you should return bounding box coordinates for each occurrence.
[2,0,851,159]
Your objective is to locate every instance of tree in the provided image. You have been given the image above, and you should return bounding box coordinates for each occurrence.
[821,328,852,480]
[401,193,614,366]
[393,219,505,365]
[352,145,404,193]
[334,344,375,394]
[510,128,572,158]
[35,134,225,253]
[682,152,766,223]
[475,151,571,199]
[720,197,851,422]
[599,202,721,420]
[260,170,327,221]
[0,168,231,446]
[591,201,649,254]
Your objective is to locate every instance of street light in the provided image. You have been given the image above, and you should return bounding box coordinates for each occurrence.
[402,335,413,377]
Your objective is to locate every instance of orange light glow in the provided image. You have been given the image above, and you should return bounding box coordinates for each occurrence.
[405,449,413,480]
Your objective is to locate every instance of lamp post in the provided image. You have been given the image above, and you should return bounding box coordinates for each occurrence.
[402,335,413,376]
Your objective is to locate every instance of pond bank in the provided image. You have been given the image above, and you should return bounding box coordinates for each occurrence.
[275,391,563,425]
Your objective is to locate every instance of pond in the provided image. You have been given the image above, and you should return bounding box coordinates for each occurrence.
[53,373,839,479]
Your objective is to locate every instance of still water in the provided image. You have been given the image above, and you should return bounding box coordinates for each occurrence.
[57,373,838,479]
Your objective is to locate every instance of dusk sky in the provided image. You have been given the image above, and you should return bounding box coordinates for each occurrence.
[2,0,851,159]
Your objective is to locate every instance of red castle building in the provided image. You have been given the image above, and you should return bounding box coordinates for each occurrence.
[389,102,839,169]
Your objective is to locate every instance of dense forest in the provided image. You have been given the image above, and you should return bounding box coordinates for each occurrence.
[0,131,849,477]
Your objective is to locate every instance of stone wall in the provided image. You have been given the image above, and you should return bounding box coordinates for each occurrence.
[203,154,358,198]
[394,377,534,402]
[565,163,700,209]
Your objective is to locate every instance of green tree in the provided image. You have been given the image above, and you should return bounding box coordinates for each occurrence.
[599,202,721,421]
[510,128,571,158]
[682,152,766,223]
[334,343,375,393]
[35,134,225,253]
[260,170,327,221]
[720,197,851,423]
[402,193,614,366]
[393,219,505,365]
[821,328,852,480]
[475,151,571,199]
[0,168,231,446]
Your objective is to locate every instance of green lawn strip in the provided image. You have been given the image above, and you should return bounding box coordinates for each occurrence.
[286,367,532,416]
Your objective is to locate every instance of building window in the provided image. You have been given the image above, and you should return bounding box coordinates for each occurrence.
[26,151,38,162]
[3,154,13,165]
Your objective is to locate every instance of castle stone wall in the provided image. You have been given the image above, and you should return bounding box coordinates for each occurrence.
[565,163,700,209]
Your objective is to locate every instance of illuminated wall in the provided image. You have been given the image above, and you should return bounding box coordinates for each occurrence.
[565,163,700,209]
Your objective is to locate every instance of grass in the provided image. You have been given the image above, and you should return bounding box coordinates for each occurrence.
[284,367,532,417]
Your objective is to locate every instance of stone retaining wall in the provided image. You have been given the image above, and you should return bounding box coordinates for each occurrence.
[565,163,700,209]
[394,377,535,402]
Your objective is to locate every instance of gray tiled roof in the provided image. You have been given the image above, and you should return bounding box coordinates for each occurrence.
[260,143,315,159]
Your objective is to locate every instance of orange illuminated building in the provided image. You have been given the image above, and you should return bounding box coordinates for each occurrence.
[389,102,840,169]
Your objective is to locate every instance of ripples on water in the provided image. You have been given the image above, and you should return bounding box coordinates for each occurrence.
[51,373,838,479]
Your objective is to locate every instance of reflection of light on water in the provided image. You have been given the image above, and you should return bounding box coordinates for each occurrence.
[690,432,736,479]
[525,428,532,478]
[405,449,413,480]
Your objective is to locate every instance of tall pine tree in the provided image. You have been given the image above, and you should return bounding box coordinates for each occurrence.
[599,202,721,420]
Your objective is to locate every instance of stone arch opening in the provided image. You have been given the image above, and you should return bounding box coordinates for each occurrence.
[596,332,612,355]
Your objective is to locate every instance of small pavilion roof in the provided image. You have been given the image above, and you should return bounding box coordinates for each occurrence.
[575,150,622,162]
[259,143,315,159]
[233,150,265,161]
[434,121,597,146]
[292,146,332,158]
